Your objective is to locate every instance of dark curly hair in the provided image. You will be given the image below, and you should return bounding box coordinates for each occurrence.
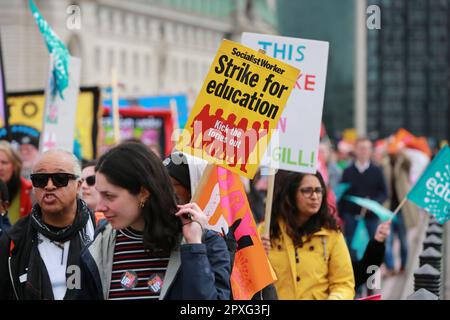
[270,171,339,248]
[96,142,182,253]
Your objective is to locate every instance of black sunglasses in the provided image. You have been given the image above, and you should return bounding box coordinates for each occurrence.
[30,173,79,188]
[83,175,96,186]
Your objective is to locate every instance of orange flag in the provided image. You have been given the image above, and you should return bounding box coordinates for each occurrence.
[388,128,432,157]
[196,165,277,300]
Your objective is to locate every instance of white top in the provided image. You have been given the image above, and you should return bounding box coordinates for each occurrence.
[37,234,70,300]
[355,161,370,174]
[37,219,94,300]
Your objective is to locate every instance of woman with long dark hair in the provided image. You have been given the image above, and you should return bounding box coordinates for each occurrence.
[79,142,231,300]
[260,171,355,300]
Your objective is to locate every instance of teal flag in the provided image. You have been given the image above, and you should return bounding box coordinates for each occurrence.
[29,0,69,99]
[334,182,351,203]
[407,146,450,224]
[344,195,394,222]
[351,218,370,261]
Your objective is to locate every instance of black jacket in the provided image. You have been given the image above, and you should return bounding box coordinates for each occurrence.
[0,204,95,300]
[339,162,388,219]
[352,239,386,288]
[0,215,47,300]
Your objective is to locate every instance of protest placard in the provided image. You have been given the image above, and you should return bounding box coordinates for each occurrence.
[190,163,277,300]
[40,54,81,153]
[242,33,329,174]
[176,39,300,179]
[4,87,101,159]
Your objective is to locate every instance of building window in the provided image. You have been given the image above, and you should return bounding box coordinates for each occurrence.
[114,10,121,33]
[184,59,189,82]
[197,29,204,47]
[108,49,116,72]
[121,12,127,35]
[137,16,145,38]
[160,23,166,41]
[121,50,127,75]
[207,31,215,45]
[174,59,179,83]
[108,9,114,32]
[147,19,152,39]
[187,26,194,45]
[203,62,209,77]
[94,47,101,72]
[128,14,135,36]
[177,24,184,43]
[192,61,198,82]
[152,20,160,41]
[134,16,139,37]
[95,6,101,29]
[145,54,151,78]
[191,27,197,46]
[134,52,139,76]
[165,22,174,42]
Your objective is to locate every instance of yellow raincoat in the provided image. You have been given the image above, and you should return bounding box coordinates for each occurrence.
[259,220,355,300]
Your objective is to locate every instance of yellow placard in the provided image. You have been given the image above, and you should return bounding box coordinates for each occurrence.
[8,94,46,129]
[6,88,100,159]
[176,39,300,178]
[343,128,357,143]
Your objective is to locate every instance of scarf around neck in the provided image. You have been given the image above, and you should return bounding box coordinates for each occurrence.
[22,199,93,300]
[30,199,91,243]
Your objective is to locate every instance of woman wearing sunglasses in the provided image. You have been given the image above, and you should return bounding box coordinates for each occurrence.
[81,161,100,212]
[78,142,231,300]
[260,171,355,300]
[80,160,105,224]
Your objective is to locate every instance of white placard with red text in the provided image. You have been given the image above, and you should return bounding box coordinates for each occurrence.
[242,33,329,173]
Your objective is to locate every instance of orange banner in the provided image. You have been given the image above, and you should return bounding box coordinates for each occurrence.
[196,166,276,299]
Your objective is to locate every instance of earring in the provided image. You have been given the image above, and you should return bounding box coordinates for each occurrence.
[139,200,145,208]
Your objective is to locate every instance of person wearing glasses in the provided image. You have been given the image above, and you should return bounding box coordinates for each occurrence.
[0,150,96,300]
[259,171,355,300]
[81,161,100,211]
[81,160,104,223]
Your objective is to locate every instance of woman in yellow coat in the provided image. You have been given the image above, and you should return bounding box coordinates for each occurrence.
[260,171,355,300]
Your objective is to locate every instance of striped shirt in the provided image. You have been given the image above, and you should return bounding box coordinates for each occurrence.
[108,228,170,300]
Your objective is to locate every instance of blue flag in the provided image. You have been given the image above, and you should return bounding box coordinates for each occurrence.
[29,0,69,99]
[344,195,394,222]
[351,218,370,261]
[334,182,351,203]
[407,146,450,224]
